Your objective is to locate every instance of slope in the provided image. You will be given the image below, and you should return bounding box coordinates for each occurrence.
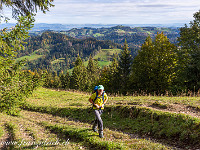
[18,87,200,149]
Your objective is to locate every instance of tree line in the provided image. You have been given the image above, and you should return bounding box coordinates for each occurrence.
[41,10,200,96]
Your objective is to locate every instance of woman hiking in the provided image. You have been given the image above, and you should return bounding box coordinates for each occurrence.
[89,85,108,138]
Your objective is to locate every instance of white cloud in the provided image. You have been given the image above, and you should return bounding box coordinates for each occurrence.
[2,0,200,24]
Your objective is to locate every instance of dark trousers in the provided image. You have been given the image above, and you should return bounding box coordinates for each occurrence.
[93,109,103,131]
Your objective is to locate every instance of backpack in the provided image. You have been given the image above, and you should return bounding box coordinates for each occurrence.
[93,86,98,93]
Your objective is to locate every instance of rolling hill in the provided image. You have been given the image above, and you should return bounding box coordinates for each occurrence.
[16,31,122,73]
[16,25,180,73]
[61,25,179,49]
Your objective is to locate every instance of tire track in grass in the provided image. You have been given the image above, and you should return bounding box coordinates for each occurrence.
[22,103,199,150]
[0,126,11,150]
[111,99,200,119]
[0,113,88,150]
[23,88,190,149]
[19,111,89,150]
[145,103,200,119]
[20,110,171,150]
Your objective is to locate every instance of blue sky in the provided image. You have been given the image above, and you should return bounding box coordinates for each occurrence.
[2,0,200,24]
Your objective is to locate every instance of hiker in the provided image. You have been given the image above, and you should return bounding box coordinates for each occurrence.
[89,85,108,138]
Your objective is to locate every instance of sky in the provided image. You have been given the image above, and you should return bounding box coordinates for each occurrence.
[1,0,200,25]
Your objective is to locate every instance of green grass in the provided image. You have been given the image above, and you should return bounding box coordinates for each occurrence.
[0,105,169,150]
[84,48,121,68]
[51,58,65,64]
[97,61,111,67]
[0,111,89,149]
[21,87,200,148]
[109,95,200,108]
[0,127,3,138]
[22,102,200,146]
[93,49,121,60]
[42,121,169,150]
[16,53,44,62]
[115,29,126,34]
[4,122,18,149]
[21,109,169,150]
[69,48,122,74]
[93,33,104,37]
[24,87,200,111]
[42,122,126,150]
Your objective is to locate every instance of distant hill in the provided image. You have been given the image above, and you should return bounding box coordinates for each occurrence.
[16,31,121,73]
[61,25,179,49]
[15,25,180,73]
[0,23,185,31]
[28,25,179,54]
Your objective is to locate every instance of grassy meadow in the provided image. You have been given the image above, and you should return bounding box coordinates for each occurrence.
[84,49,122,68]
[1,87,200,149]
[15,53,44,62]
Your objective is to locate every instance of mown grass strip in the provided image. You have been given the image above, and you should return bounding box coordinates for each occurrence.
[41,121,169,150]
[4,122,18,149]
[22,103,200,148]
[109,106,200,145]
[0,127,3,138]
[20,110,169,150]
[41,121,126,150]
[0,112,89,150]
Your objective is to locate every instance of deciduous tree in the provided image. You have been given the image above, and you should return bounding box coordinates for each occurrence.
[131,33,178,94]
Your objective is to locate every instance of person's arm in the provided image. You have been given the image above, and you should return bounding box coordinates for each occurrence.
[101,96,108,108]
[89,98,93,104]
[103,94,108,105]
[103,98,108,104]
[89,97,100,109]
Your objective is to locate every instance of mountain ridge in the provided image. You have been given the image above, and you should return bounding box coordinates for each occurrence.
[0,23,186,31]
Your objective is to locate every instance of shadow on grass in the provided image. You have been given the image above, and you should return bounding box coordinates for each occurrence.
[20,145,58,150]
[21,104,200,149]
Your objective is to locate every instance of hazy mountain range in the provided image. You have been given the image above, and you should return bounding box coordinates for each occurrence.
[0,23,186,31]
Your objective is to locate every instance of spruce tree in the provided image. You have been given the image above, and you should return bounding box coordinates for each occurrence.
[117,39,133,94]
[87,55,96,75]
[86,55,100,89]
[108,54,119,93]
[0,0,54,18]
[0,0,54,115]
[71,55,87,90]
[97,66,110,91]
[178,10,200,90]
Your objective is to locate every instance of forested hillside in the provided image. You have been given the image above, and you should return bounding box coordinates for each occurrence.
[61,25,179,48]
[16,25,179,73]
[16,31,121,72]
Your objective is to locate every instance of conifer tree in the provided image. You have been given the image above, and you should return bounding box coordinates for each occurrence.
[108,54,119,92]
[86,55,100,89]
[178,10,200,90]
[0,0,54,18]
[59,71,70,89]
[117,39,133,94]
[97,66,110,91]
[87,55,96,75]
[0,0,54,115]
[71,55,87,90]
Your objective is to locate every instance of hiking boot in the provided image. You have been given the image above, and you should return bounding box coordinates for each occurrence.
[99,131,104,138]
[92,125,98,132]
